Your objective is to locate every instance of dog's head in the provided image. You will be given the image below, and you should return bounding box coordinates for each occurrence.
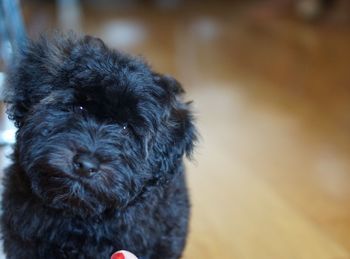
[5,34,196,216]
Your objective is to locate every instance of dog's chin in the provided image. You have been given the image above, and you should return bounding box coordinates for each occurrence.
[45,194,110,217]
[29,170,122,217]
[42,188,120,216]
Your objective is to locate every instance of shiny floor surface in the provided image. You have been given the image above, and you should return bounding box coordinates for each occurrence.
[4,1,350,258]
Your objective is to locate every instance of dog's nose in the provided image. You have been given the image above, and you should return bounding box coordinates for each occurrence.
[73,154,100,176]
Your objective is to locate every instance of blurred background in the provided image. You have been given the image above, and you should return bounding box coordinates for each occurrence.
[1,0,350,258]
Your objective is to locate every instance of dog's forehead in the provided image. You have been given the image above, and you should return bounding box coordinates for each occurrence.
[38,46,163,123]
[39,87,136,108]
[66,47,154,91]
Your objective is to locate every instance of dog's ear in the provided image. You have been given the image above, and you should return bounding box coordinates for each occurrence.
[3,33,78,127]
[153,73,185,96]
[153,73,197,159]
[4,37,54,127]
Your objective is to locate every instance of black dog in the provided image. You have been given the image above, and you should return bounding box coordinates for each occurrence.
[1,34,197,259]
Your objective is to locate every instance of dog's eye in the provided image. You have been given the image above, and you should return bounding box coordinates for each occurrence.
[72,105,85,112]
[121,123,128,133]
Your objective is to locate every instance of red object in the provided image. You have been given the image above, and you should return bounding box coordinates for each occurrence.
[111,252,125,259]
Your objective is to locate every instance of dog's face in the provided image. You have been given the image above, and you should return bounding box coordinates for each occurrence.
[6,35,196,216]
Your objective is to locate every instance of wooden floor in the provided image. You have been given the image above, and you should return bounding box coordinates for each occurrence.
[13,1,350,258]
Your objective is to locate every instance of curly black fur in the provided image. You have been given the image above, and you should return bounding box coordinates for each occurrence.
[0,34,197,259]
